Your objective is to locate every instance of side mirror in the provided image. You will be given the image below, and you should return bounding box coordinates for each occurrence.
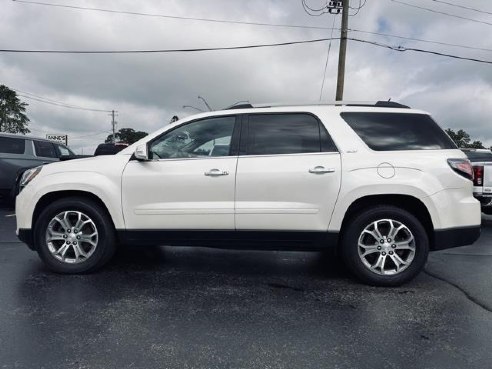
[134,144,150,161]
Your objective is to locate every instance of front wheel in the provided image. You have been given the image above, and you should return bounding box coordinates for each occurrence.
[340,206,429,287]
[34,197,116,274]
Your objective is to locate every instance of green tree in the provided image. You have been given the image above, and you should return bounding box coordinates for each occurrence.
[105,128,148,144]
[445,128,484,149]
[0,85,30,134]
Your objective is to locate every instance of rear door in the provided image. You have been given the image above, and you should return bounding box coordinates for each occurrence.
[235,113,341,231]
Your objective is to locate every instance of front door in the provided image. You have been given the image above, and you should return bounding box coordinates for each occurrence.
[122,115,239,230]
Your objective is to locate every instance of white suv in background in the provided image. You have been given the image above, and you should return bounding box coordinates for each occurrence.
[15,101,481,286]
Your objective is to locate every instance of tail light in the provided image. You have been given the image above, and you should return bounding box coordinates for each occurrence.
[447,159,474,181]
[473,165,484,186]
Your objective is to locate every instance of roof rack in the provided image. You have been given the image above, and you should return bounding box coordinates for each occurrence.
[224,100,410,110]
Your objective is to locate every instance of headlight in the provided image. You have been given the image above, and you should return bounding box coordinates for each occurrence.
[19,166,43,189]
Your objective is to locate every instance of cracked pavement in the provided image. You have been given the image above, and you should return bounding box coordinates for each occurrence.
[0,205,491,369]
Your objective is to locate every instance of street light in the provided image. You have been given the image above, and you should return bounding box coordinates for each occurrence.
[198,96,213,111]
[182,105,204,112]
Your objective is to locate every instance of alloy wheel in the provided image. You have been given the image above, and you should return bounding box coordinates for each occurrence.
[357,219,416,275]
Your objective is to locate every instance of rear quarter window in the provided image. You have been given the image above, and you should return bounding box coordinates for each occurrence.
[0,137,25,154]
[341,112,456,151]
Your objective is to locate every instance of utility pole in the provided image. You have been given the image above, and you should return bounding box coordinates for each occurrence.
[110,110,118,144]
[335,0,349,101]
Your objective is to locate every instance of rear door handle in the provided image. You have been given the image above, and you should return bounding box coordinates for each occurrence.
[204,169,229,176]
[309,166,335,174]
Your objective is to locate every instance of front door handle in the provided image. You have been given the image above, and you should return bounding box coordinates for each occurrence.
[309,166,335,174]
[204,169,229,177]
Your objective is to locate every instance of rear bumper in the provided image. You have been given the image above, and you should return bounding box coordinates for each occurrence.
[433,225,481,251]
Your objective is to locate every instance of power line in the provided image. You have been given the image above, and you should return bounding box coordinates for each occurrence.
[349,0,368,16]
[3,37,492,65]
[14,89,112,112]
[426,0,492,16]
[350,38,492,65]
[319,15,338,101]
[16,92,112,112]
[12,0,492,54]
[302,0,330,16]
[11,0,338,31]
[390,0,492,27]
[348,28,492,53]
[0,37,342,54]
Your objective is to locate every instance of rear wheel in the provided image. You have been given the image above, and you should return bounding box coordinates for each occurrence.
[34,197,116,273]
[341,205,429,286]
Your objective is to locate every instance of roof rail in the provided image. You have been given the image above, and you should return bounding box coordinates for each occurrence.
[223,100,410,110]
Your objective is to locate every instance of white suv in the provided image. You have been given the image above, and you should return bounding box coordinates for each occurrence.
[15,101,481,286]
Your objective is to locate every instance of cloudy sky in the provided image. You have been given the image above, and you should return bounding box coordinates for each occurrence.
[1,0,492,153]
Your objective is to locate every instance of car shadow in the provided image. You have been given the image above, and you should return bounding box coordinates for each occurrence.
[108,244,351,281]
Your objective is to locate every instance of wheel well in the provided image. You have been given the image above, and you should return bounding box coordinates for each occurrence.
[340,194,435,248]
[32,190,115,230]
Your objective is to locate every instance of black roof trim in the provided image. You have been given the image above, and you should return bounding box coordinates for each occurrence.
[375,101,410,109]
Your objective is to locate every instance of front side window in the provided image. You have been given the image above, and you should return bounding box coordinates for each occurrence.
[0,137,25,154]
[341,112,456,151]
[149,116,236,159]
[33,140,57,158]
[247,113,331,155]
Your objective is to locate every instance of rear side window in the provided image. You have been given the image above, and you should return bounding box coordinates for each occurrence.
[0,137,25,154]
[341,112,456,151]
[246,113,336,155]
[34,140,57,158]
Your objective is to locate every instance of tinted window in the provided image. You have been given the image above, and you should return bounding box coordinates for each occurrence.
[0,137,25,154]
[463,150,492,162]
[150,116,235,159]
[34,140,57,158]
[341,112,456,151]
[247,114,330,155]
[55,144,75,157]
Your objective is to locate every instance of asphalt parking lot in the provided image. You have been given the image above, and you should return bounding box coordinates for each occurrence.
[1,203,492,369]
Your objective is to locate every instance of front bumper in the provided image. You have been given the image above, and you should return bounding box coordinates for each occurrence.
[18,228,35,250]
[432,225,481,251]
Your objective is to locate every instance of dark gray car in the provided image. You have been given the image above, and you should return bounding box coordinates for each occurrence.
[0,133,76,201]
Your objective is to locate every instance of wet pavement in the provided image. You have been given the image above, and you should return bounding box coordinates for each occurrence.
[1,203,492,369]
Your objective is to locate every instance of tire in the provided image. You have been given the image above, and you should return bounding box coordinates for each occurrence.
[34,197,116,274]
[340,205,429,287]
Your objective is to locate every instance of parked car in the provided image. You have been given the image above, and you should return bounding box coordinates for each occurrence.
[15,101,481,286]
[0,133,76,202]
[462,148,492,214]
[94,143,128,156]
